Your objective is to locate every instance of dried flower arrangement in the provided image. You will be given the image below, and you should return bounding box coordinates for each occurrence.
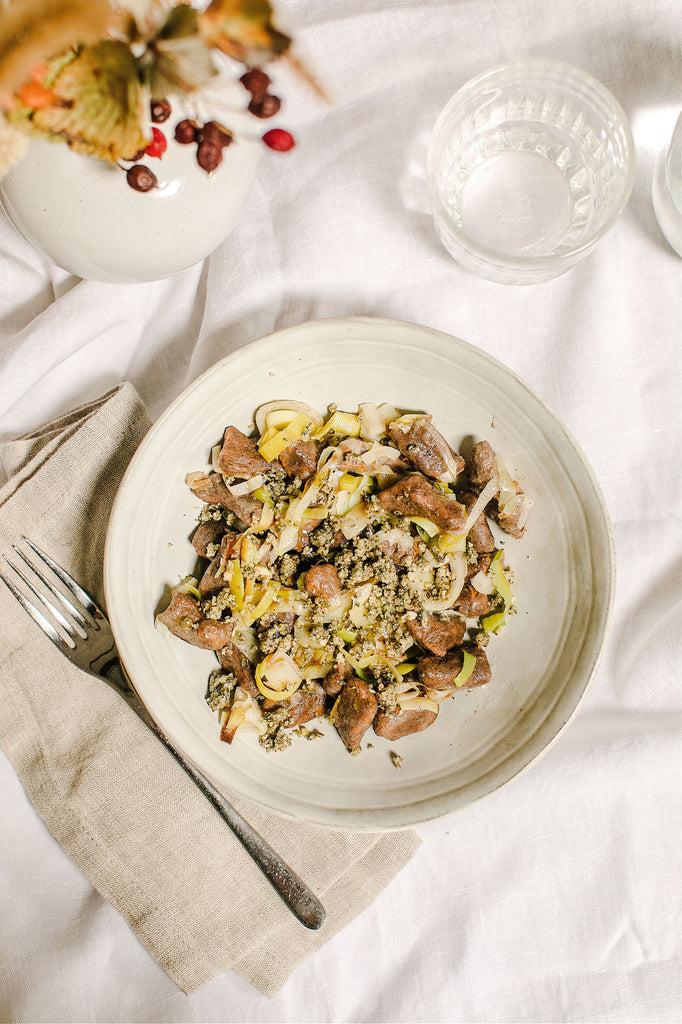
[0,0,309,190]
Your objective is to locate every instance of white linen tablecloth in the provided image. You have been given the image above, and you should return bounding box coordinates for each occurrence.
[0,0,679,1020]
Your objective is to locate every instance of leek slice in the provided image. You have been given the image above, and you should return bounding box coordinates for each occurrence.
[314,411,361,439]
[258,412,312,461]
[482,610,506,634]
[435,532,466,554]
[407,515,440,537]
[337,627,356,643]
[228,560,244,610]
[489,549,513,607]
[454,650,477,687]
[255,652,303,701]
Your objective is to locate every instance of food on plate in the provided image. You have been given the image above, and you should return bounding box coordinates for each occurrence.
[155,401,531,755]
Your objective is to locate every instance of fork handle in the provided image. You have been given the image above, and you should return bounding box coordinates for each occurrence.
[102,658,327,931]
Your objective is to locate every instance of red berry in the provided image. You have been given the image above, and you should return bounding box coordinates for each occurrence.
[248,94,281,119]
[174,119,197,144]
[144,127,167,159]
[262,128,295,152]
[126,164,157,192]
[240,68,270,97]
[197,141,223,172]
[151,99,171,123]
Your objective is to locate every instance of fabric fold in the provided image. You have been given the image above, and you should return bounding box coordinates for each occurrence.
[0,383,420,996]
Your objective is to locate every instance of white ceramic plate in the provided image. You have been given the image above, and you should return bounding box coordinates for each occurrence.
[104,317,614,829]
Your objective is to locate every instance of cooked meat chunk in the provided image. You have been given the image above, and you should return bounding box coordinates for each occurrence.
[198,532,238,597]
[156,591,234,650]
[279,439,321,480]
[217,426,269,479]
[217,642,259,699]
[491,488,529,539]
[460,491,496,553]
[468,440,498,491]
[389,418,464,483]
[334,676,378,751]
[296,517,325,551]
[466,551,494,581]
[376,474,466,531]
[322,658,352,697]
[186,471,264,526]
[305,563,342,599]
[454,584,491,618]
[373,706,438,740]
[377,527,420,564]
[284,683,327,726]
[191,519,225,557]
[406,613,465,656]
[418,645,491,691]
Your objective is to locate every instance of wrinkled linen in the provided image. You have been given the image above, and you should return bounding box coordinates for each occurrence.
[0,0,679,1021]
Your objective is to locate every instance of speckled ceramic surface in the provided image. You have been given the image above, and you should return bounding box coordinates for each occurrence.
[0,80,259,284]
[104,317,615,828]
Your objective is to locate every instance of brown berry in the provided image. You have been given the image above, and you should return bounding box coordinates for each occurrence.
[248,94,281,119]
[262,128,295,152]
[126,164,157,192]
[151,99,171,123]
[174,119,197,144]
[197,141,223,173]
[200,121,233,148]
[240,68,270,97]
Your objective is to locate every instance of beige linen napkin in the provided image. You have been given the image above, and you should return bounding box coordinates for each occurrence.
[0,383,420,996]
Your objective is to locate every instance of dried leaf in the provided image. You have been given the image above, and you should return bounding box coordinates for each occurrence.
[199,0,291,66]
[11,40,147,163]
[0,0,114,100]
[145,33,218,99]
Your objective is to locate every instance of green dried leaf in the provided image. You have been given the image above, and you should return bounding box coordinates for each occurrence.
[145,34,217,100]
[28,40,147,163]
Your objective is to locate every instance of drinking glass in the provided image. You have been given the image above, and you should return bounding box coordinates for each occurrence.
[427,61,635,284]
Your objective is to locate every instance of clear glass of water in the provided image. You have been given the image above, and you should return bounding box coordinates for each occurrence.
[427,61,635,284]
[652,112,681,256]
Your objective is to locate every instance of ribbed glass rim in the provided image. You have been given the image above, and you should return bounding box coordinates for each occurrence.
[427,60,636,274]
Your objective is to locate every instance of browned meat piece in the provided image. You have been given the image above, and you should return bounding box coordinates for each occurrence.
[373,706,438,740]
[217,425,269,479]
[187,471,264,526]
[296,517,324,551]
[191,519,225,557]
[279,439,321,480]
[334,676,378,751]
[389,418,464,482]
[285,683,327,726]
[156,591,234,650]
[418,645,491,691]
[454,584,491,618]
[461,491,496,553]
[198,532,239,597]
[490,486,528,539]
[377,527,420,564]
[376,474,466,531]
[217,642,259,699]
[258,611,296,633]
[322,658,352,697]
[468,440,498,491]
[406,613,465,656]
[305,563,342,599]
[466,550,494,581]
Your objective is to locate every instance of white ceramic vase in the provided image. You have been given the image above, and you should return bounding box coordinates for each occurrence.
[0,82,259,284]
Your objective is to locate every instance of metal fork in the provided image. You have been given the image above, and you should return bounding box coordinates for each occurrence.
[0,537,326,931]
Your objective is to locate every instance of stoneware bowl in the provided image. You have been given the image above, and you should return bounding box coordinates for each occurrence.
[0,78,259,284]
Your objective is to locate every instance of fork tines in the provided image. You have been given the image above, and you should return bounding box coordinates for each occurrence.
[0,538,99,652]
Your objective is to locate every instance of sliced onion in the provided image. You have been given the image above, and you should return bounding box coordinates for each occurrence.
[341,503,370,539]
[396,695,439,714]
[255,400,323,435]
[319,592,353,622]
[228,473,264,497]
[422,553,467,611]
[495,455,518,509]
[358,402,399,441]
[225,686,266,737]
[470,570,495,595]
[463,477,499,535]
